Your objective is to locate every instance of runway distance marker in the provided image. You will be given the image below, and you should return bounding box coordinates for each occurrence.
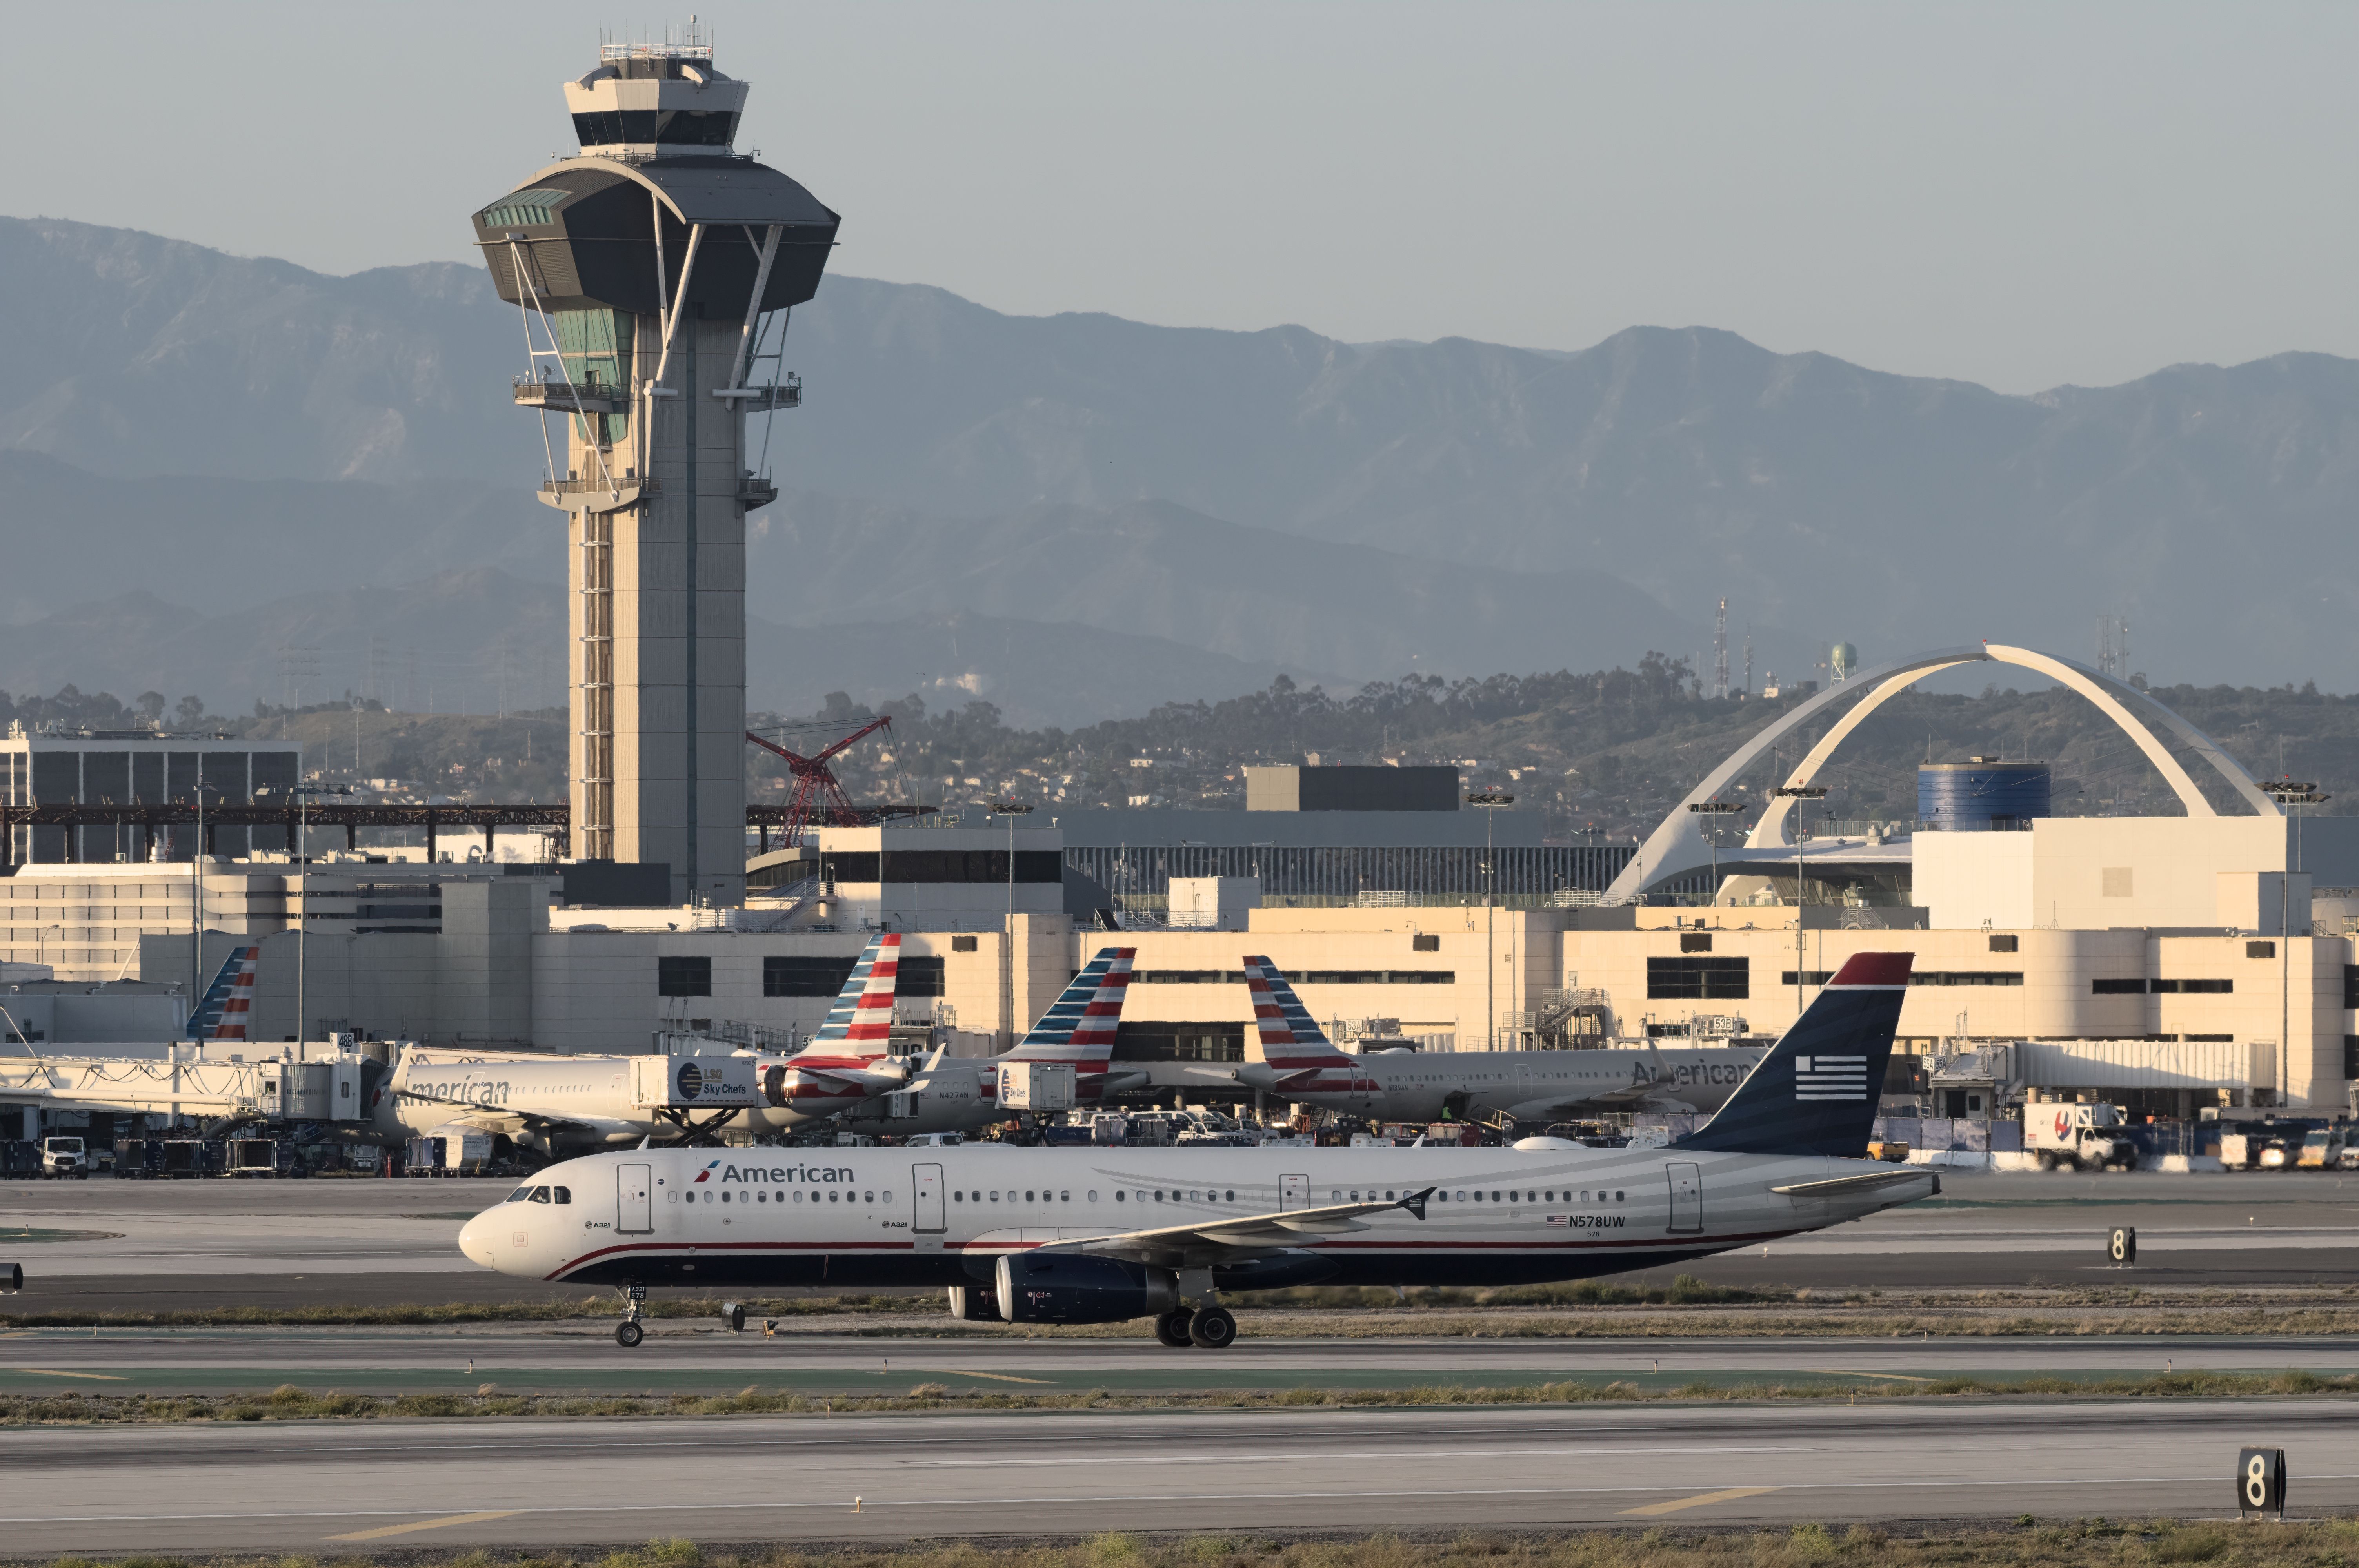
[1621,1486,1782,1517]
[328,1511,521,1541]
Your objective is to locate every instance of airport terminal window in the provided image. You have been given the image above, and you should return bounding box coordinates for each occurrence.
[572,108,740,147]
[658,956,711,996]
[1913,971,2023,987]
[2091,978,2146,994]
[1988,934,2020,953]
[2347,1036,2359,1079]
[954,935,979,953]
[2153,978,2233,994]
[2248,941,2277,959]
[1779,971,1835,987]
[1413,934,1440,952]
[764,955,855,997]
[1648,956,1748,1000]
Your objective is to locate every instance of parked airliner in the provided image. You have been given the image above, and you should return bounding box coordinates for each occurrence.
[460,952,1933,1348]
[1241,957,1766,1122]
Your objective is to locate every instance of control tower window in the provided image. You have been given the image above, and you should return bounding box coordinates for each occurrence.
[573,109,739,148]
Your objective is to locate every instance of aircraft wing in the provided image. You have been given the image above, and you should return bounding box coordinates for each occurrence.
[1033,1188,1432,1268]
[1771,1168,1939,1198]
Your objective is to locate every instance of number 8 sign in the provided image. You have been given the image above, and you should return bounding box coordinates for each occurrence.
[2238,1447,2287,1517]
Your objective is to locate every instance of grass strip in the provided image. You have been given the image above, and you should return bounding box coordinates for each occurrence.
[2,1367,2356,1425]
[16,1517,2359,1568]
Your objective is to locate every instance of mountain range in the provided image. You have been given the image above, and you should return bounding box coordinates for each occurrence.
[3,213,2354,721]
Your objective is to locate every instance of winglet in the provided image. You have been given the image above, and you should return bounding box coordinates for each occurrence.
[1398,1185,1434,1221]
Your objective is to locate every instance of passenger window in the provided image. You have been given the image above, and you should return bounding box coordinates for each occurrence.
[722,1191,731,1203]
[554,1187,571,1205]
[1060,1190,1069,1201]
[1492,1191,1501,1202]
[827,1191,838,1203]
[1581,1190,1590,1202]
[953,1191,963,1203]
[1615,1190,1625,1201]
[1454,1190,1466,1201]
[793,1191,803,1203]
[1385,1190,1394,1200]
[1226,1190,1235,1202]
[528,1187,551,1204]
[1331,1191,1341,1202]
[1116,1190,1126,1202]
[1089,1190,1098,1202]
[990,1191,1000,1201]
[1155,1190,1165,1201]
[1025,1190,1036,1202]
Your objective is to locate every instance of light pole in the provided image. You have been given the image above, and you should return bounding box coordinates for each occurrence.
[185,778,224,1018]
[1686,799,1744,906]
[990,800,1034,1046]
[1468,790,1514,1050]
[1773,785,1829,1021]
[2265,781,2328,1109]
[268,783,351,1045]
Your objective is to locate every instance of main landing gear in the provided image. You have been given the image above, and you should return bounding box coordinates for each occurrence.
[615,1281,647,1348]
[1154,1305,1237,1349]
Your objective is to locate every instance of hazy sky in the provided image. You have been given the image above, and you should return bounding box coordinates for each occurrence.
[8,1,2351,393]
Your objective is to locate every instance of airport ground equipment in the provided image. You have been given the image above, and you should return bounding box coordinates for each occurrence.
[0,1262,21,1291]
[39,1136,87,1178]
[2023,1102,2140,1171]
[473,27,839,904]
[461,952,1936,1349]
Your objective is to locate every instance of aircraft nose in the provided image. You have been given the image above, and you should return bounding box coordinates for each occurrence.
[457,1212,498,1269]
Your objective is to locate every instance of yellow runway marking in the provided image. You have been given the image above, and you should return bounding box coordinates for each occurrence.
[1621,1486,1781,1517]
[944,1368,1052,1385]
[1808,1369,1940,1383]
[328,1511,521,1541]
[17,1368,128,1381]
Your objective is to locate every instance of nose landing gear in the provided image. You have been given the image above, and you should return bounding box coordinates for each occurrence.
[614,1280,647,1348]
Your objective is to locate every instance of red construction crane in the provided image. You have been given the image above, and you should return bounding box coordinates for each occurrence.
[745,716,894,842]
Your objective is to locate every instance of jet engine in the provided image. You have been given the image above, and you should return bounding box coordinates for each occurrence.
[994,1253,1178,1325]
[945,1286,1000,1322]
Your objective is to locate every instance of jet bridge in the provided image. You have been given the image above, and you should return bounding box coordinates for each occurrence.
[0,1053,370,1125]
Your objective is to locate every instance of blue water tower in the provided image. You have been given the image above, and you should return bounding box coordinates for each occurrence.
[1917,757,2051,830]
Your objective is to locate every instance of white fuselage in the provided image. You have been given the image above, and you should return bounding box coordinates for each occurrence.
[1279,1045,1768,1122]
[374,1049,654,1151]
[460,1141,1932,1291]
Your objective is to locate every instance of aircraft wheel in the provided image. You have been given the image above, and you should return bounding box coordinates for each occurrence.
[1188,1306,1238,1349]
[616,1320,645,1348]
[1152,1309,1193,1348]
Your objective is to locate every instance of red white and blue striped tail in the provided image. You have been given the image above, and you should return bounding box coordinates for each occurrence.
[810,932,901,1058]
[1241,955,1356,1073]
[186,945,262,1041]
[1005,947,1134,1072]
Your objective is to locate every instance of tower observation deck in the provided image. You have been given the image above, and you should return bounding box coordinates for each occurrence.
[471,30,838,904]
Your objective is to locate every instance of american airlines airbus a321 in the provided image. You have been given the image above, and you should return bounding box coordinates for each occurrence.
[460,952,1933,1349]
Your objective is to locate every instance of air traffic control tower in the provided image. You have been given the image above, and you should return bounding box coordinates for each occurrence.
[471,32,838,905]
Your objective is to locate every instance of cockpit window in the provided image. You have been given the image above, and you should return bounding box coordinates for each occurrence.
[528,1186,552,1204]
[553,1186,572,1205]
[509,1186,534,1203]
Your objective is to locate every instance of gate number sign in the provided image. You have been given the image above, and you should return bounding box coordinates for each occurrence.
[2238,1447,2288,1517]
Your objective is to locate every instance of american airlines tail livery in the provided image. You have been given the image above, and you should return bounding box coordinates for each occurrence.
[461,952,1930,1349]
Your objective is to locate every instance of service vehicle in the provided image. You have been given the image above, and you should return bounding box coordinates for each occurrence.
[40,1136,87,1178]
[462,952,1939,1350]
[2297,1127,2347,1169]
[2022,1102,2139,1171]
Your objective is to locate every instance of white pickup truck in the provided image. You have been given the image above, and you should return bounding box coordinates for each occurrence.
[40,1136,88,1178]
[2022,1103,2140,1171]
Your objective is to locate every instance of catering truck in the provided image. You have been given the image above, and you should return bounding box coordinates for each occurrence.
[2022,1103,2139,1171]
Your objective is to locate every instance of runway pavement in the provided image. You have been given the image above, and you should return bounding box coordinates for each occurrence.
[0,1399,2348,1553]
[2,1169,2356,1307]
[0,1326,2348,1397]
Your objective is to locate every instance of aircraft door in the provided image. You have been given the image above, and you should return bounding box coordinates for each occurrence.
[1665,1161,1702,1234]
[1281,1174,1309,1212]
[618,1162,653,1235]
[913,1163,946,1234]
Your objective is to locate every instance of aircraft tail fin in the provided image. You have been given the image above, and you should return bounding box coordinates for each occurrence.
[1005,947,1134,1070]
[1241,956,1355,1071]
[811,933,900,1058]
[1672,951,1912,1158]
[185,945,262,1040]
